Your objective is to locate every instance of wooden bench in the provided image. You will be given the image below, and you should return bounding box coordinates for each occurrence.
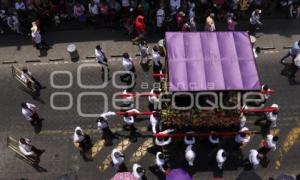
[11,65,38,92]
[7,136,37,165]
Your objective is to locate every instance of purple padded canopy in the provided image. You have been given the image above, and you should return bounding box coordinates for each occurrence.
[166,32,261,92]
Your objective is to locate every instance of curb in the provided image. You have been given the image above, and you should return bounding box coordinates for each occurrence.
[259,47,276,50]
[2,61,17,64]
[49,58,64,62]
[25,60,41,63]
[86,56,95,59]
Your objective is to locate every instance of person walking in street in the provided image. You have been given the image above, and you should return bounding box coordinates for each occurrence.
[255,104,279,129]
[123,109,140,142]
[249,9,263,36]
[138,40,149,65]
[240,114,247,128]
[73,126,92,159]
[261,84,272,105]
[96,111,118,146]
[121,89,134,107]
[235,127,251,146]
[152,46,162,73]
[208,131,220,146]
[132,163,146,180]
[95,45,109,79]
[18,138,44,159]
[111,148,125,171]
[216,149,228,170]
[149,111,160,134]
[148,87,161,111]
[155,152,166,173]
[184,131,195,146]
[121,52,136,84]
[289,53,300,82]
[21,102,41,127]
[262,134,279,151]
[265,104,279,128]
[185,144,196,166]
[248,149,263,169]
[155,129,174,152]
[280,40,300,64]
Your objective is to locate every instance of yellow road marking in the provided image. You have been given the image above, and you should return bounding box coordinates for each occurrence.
[99,138,131,171]
[129,138,153,164]
[39,129,97,135]
[275,128,300,170]
[39,127,149,136]
[91,139,106,158]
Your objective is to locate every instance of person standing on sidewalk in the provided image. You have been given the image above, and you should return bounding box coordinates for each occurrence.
[249,9,263,36]
[31,25,49,50]
[21,102,41,127]
[95,45,110,79]
[205,13,216,32]
[96,111,118,146]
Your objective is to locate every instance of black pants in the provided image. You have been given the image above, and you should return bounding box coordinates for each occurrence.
[289,63,299,78]
[153,62,162,73]
[35,42,49,50]
[102,127,114,145]
[29,113,40,126]
[30,76,43,89]
[281,52,296,63]
[121,68,136,84]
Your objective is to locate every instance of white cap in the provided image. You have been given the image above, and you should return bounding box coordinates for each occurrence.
[271,104,279,109]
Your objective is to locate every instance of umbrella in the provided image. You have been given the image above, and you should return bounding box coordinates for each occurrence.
[275,174,296,180]
[111,172,137,180]
[236,171,262,180]
[166,168,192,180]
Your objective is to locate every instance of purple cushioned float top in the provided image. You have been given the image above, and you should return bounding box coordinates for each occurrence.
[165,32,261,92]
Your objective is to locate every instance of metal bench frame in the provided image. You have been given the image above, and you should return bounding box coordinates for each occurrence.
[7,136,37,165]
[11,65,38,92]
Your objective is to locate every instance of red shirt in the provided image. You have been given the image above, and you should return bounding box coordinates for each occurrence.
[135,15,145,33]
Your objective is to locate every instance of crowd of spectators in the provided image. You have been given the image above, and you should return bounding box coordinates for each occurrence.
[0,0,299,36]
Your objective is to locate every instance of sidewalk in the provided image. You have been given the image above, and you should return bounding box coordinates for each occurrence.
[0,19,299,65]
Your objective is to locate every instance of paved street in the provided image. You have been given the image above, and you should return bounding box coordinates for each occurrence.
[0,19,300,180]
